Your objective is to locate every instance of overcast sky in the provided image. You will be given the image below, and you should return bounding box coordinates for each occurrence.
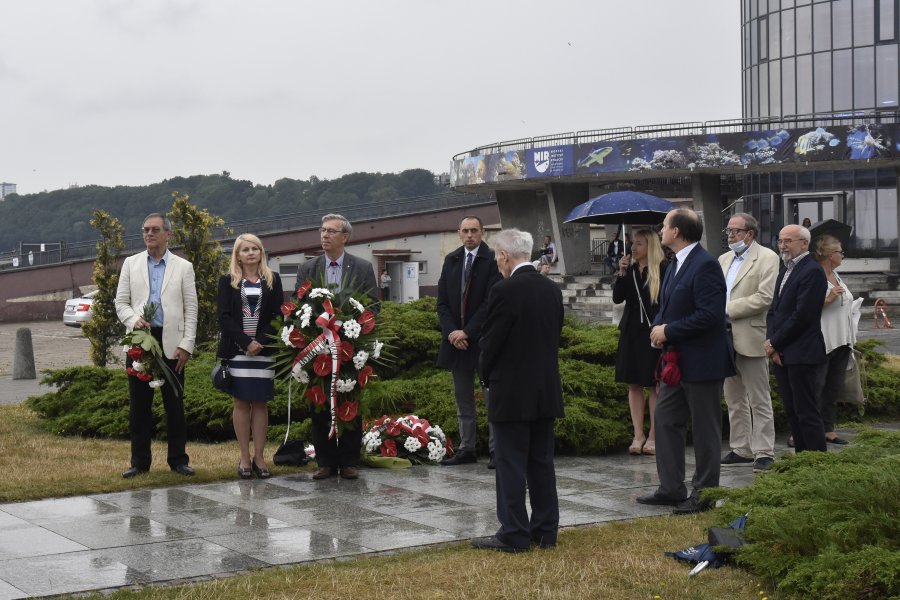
[1,1,741,194]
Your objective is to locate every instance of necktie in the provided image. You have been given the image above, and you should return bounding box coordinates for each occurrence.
[464,252,473,282]
[330,261,339,268]
[328,261,340,288]
[461,253,474,325]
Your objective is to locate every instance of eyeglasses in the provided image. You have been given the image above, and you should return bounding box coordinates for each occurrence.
[723,228,749,236]
[319,227,345,235]
[142,227,163,234]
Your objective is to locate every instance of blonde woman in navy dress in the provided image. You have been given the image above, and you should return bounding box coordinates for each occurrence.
[217,234,283,479]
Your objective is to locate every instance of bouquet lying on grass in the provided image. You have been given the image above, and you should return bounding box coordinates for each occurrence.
[362,415,452,465]
[272,277,384,439]
[122,303,181,392]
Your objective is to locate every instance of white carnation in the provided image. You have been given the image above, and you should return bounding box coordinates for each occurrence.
[336,378,357,393]
[299,304,313,328]
[427,441,446,462]
[342,319,362,339]
[427,425,445,441]
[148,380,164,389]
[363,431,382,452]
[352,350,369,370]
[349,297,365,314]
[280,325,294,347]
[404,437,422,453]
[131,361,144,373]
[309,288,334,299]
[372,340,384,359]
[291,363,309,383]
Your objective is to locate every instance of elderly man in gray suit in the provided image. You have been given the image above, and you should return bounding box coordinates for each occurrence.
[296,213,378,481]
[718,213,781,473]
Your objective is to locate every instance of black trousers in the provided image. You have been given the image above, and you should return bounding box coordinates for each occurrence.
[773,362,826,452]
[491,418,559,550]
[126,328,188,469]
[815,344,852,432]
[311,406,362,468]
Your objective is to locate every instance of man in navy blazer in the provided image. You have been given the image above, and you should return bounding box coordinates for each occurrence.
[473,229,564,553]
[765,223,828,452]
[638,208,735,514]
[295,213,378,480]
[437,216,502,466]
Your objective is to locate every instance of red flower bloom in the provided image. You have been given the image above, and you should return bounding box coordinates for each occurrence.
[357,366,374,387]
[358,310,376,334]
[137,372,153,382]
[380,439,397,457]
[126,367,137,377]
[126,347,144,361]
[386,421,402,437]
[337,400,358,422]
[306,385,325,406]
[340,341,354,363]
[288,328,305,348]
[296,280,313,299]
[313,353,332,376]
[415,430,430,446]
[280,302,297,317]
[373,415,390,427]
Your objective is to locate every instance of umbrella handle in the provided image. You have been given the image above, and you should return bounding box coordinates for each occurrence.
[689,560,710,576]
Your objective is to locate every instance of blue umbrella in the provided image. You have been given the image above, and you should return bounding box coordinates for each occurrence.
[667,512,749,575]
[564,191,674,225]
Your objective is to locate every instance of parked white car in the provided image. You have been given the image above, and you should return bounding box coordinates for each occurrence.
[63,290,98,327]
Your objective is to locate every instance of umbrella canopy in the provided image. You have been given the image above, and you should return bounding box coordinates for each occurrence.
[808,219,852,246]
[667,513,749,574]
[564,191,674,225]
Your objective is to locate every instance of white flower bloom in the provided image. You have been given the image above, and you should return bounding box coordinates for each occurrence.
[348,297,365,314]
[372,340,384,359]
[336,378,357,393]
[131,361,144,373]
[427,425,445,441]
[291,363,309,383]
[352,350,369,370]
[148,379,164,389]
[281,325,294,346]
[309,288,334,299]
[299,304,313,328]
[363,431,382,452]
[427,440,446,462]
[342,319,362,339]
[404,437,422,453]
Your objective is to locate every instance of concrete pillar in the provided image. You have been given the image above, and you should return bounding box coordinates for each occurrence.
[494,187,550,251]
[13,328,36,380]
[691,174,725,254]
[547,183,592,275]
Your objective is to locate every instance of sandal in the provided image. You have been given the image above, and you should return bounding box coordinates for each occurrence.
[237,464,253,480]
[629,438,645,455]
[642,441,656,455]
[251,459,272,479]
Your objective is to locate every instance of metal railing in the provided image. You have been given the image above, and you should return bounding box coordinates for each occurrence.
[0,190,495,271]
[452,111,900,160]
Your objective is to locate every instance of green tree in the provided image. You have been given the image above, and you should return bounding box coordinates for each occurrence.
[81,210,126,367]
[167,192,228,343]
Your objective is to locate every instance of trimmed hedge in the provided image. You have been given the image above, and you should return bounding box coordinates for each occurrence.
[24,298,900,454]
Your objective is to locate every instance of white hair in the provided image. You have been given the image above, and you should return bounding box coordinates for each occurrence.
[491,228,533,257]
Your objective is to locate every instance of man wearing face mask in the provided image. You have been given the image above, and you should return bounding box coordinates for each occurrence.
[718,214,781,473]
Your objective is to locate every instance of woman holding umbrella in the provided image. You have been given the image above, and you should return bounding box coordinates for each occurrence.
[612,229,668,455]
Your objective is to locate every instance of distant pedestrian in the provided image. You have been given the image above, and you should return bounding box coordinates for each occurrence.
[539,235,557,266]
[380,268,392,301]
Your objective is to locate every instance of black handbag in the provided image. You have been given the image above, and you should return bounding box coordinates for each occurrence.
[211,361,231,394]
[273,379,310,466]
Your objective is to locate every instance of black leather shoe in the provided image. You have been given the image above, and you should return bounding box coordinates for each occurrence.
[672,495,711,515]
[487,453,496,470]
[171,464,195,476]
[827,436,849,445]
[122,467,148,479]
[441,450,476,466]
[636,492,682,506]
[471,536,529,553]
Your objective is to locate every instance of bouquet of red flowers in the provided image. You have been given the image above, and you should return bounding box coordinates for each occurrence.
[122,303,181,392]
[362,415,451,465]
[272,277,383,439]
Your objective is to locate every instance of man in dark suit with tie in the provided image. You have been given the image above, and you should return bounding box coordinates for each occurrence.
[765,223,828,453]
[472,228,564,553]
[638,208,735,514]
[437,216,502,467]
[295,213,378,480]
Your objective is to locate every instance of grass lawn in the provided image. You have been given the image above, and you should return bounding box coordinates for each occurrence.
[0,404,769,599]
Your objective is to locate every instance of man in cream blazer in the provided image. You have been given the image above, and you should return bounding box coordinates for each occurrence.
[116,213,198,478]
[718,213,780,472]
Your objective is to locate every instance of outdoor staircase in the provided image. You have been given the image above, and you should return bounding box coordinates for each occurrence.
[549,273,617,324]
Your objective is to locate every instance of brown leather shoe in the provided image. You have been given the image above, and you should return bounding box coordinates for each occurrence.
[312,466,335,480]
[340,466,359,479]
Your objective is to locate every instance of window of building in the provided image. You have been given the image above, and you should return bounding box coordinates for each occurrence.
[760,16,769,61]
[878,188,898,250]
[797,54,813,113]
[770,59,782,114]
[855,189,877,249]
[833,49,853,109]
[813,51,832,112]
[877,0,898,42]
[783,57,796,114]
[798,170,815,192]
[783,0,794,7]
[782,8,796,55]
[876,44,899,107]
[760,62,770,116]
[815,170,834,191]
[744,25,751,67]
[833,0,853,48]
[750,0,758,20]
[854,0,875,46]
[751,65,760,117]
[796,4,813,54]
[854,47,875,107]
[751,16,759,65]
[813,2,831,51]
[770,11,781,58]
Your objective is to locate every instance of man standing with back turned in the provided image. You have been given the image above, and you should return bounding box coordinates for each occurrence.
[437,216,502,467]
[473,228,564,553]
[719,213,780,473]
[116,213,198,479]
[296,213,378,480]
[638,208,735,514]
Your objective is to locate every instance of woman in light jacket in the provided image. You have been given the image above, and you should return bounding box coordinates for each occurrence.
[217,234,283,478]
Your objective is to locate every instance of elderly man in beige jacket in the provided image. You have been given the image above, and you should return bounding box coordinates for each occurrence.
[718,213,781,473]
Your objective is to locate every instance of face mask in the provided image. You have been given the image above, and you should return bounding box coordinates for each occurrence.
[729,239,747,254]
